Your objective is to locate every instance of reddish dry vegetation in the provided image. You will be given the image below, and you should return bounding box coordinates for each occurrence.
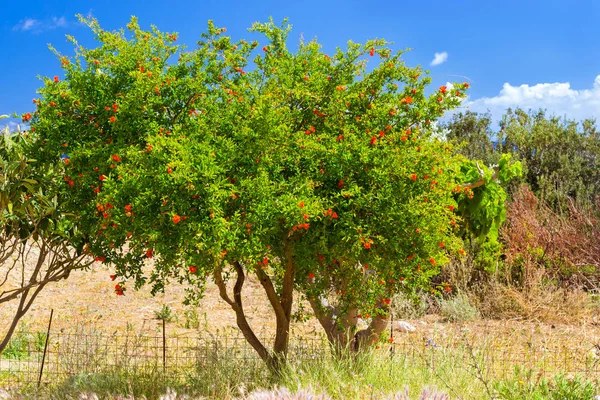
[476,186,600,323]
[502,186,600,287]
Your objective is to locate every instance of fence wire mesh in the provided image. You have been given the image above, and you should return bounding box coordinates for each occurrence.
[1,328,600,387]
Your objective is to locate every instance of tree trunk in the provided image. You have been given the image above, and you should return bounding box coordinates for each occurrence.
[309,295,391,353]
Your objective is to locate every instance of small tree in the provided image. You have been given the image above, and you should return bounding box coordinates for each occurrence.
[30,17,519,370]
[0,119,92,354]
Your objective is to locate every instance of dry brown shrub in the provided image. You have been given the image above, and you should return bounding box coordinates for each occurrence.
[472,186,600,322]
[501,186,600,289]
[475,280,592,324]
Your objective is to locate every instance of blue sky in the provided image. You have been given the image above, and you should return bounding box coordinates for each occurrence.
[2,0,600,130]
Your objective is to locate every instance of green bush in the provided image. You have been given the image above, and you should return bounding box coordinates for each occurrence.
[438,293,480,322]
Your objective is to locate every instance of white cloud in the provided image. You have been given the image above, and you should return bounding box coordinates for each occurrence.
[430,52,448,67]
[13,16,69,33]
[51,16,67,28]
[13,18,40,31]
[463,75,600,123]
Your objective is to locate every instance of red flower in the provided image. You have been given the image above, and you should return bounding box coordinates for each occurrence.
[448,205,455,211]
[445,286,451,293]
[379,131,385,138]
[103,212,110,219]
[302,223,310,230]
[303,213,309,220]
[411,174,417,181]
[298,201,305,208]
[109,116,116,123]
[172,214,181,224]
[463,82,469,88]
[331,212,338,219]
[124,204,132,212]
[439,242,445,248]
[97,203,105,212]
[112,154,121,162]
[94,60,100,65]
[336,134,344,141]
[459,249,466,256]
[189,266,197,274]
[437,97,443,103]
[370,136,377,146]
[262,46,268,51]
[439,85,447,94]
[53,76,59,83]
[167,167,173,174]
[308,272,315,279]
[99,175,106,181]
[364,242,371,249]
[429,257,436,266]
[146,249,153,258]
[337,180,345,189]
[94,256,106,262]
[369,47,375,56]
[110,274,116,281]
[112,104,118,112]
[68,180,75,187]
[115,284,124,296]
[22,113,32,122]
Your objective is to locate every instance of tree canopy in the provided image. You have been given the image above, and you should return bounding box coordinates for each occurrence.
[28,16,520,368]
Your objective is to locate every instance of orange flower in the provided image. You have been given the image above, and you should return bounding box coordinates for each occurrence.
[298,201,305,208]
[189,266,197,274]
[111,154,121,162]
[411,174,417,181]
[109,116,116,123]
[53,76,59,83]
[439,85,447,94]
[172,214,181,224]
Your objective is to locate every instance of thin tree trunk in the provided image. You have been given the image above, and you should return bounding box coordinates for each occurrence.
[213,262,273,365]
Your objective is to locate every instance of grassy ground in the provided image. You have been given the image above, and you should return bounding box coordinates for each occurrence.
[2,261,600,399]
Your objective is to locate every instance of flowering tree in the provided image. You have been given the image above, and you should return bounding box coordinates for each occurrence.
[29,17,519,370]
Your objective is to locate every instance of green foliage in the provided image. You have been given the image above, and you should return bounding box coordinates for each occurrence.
[494,368,597,400]
[0,323,47,360]
[29,16,482,306]
[437,293,480,322]
[0,323,29,360]
[446,109,600,209]
[154,304,175,323]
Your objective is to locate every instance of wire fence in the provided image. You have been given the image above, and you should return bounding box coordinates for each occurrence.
[2,327,600,388]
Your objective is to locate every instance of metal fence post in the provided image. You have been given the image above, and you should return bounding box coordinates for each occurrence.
[162,319,166,374]
[37,309,54,388]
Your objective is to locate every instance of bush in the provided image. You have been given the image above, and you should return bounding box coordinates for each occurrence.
[391,291,430,320]
[438,293,480,322]
[494,369,597,400]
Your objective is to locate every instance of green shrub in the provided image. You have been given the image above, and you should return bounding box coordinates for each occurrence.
[438,293,480,322]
